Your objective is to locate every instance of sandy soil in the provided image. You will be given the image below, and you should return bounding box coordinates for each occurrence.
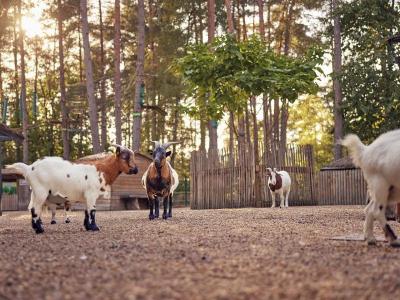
[1,206,400,300]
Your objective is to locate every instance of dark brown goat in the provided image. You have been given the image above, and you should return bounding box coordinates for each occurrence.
[142,141,179,220]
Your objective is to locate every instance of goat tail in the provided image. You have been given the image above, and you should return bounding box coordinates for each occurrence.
[6,162,30,178]
[341,134,366,168]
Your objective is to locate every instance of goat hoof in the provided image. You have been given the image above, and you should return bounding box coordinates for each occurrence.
[149,214,155,220]
[390,239,400,247]
[366,237,377,246]
[50,220,57,225]
[34,224,44,234]
[65,219,71,224]
[35,227,44,234]
[168,213,172,218]
[90,223,100,231]
[162,214,168,220]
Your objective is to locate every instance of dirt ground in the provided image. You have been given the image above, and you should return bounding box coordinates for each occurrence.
[1,206,400,300]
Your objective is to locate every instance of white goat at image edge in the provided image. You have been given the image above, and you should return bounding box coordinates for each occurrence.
[341,129,400,247]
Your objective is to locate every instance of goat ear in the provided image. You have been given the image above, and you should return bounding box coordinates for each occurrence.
[116,146,121,156]
[166,151,171,157]
[148,150,153,155]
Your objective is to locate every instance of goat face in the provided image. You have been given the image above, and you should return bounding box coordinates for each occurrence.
[150,147,171,169]
[116,147,138,174]
[266,167,277,185]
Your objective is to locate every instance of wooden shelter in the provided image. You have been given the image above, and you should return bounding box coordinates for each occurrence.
[0,123,24,215]
[316,157,367,205]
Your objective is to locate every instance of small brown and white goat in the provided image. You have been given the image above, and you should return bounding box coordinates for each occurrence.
[7,145,138,234]
[342,130,400,247]
[142,141,179,220]
[266,167,291,208]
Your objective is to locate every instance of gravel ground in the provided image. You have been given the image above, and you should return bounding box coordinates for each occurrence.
[1,206,400,300]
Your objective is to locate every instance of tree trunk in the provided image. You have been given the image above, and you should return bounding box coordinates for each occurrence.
[77,9,83,156]
[332,0,343,159]
[99,0,107,150]
[18,0,28,163]
[237,113,245,153]
[280,0,295,162]
[241,1,247,40]
[80,0,101,153]
[58,0,70,159]
[257,0,265,41]
[252,96,262,206]
[225,0,234,34]
[114,0,122,145]
[207,0,218,152]
[132,0,145,152]
[283,0,295,56]
[200,118,206,151]
[170,97,179,167]
[267,0,271,49]
[225,0,235,157]
[273,98,279,147]
[13,5,21,161]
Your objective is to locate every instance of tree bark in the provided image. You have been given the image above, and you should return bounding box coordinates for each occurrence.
[257,0,265,41]
[283,0,295,56]
[224,0,235,157]
[170,97,180,167]
[332,0,343,159]
[99,0,107,150]
[225,0,234,34]
[132,0,145,152]
[207,0,218,152]
[13,5,21,161]
[18,0,28,163]
[114,0,122,145]
[80,0,101,153]
[58,0,70,159]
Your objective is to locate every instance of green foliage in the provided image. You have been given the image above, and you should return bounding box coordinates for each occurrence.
[175,34,323,121]
[288,94,333,170]
[339,0,400,143]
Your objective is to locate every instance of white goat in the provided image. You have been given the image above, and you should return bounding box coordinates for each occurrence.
[6,145,138,234]
[266,167,291,208]
[342,130,400,247]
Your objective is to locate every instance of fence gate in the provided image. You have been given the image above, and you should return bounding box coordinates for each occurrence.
[190,144,315,209]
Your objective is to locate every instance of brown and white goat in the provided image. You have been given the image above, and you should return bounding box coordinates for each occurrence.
[8,145,138,234]
[142,141,179,220]
[266,167,291,208]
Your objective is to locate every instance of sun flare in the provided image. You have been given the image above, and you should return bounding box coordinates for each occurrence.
[21,15,43,38]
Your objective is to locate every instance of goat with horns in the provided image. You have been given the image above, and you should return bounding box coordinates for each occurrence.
[142,141,179,220]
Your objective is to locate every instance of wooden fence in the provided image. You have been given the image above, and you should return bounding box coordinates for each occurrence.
[190,144,316,209]
[315,168,367,205]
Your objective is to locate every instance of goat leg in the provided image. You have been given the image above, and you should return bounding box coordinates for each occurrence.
[84,210,91,230]
[149,198,155,220]
[162,197,168,220]
[31,207,44,234]
[89,209,99,231]
[154,197,160,218]
[168,194,173,218]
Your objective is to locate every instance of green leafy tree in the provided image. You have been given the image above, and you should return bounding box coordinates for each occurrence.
[339,0,400,143]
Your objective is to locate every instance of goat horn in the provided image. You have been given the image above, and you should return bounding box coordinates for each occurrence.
[162,141,180,149]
